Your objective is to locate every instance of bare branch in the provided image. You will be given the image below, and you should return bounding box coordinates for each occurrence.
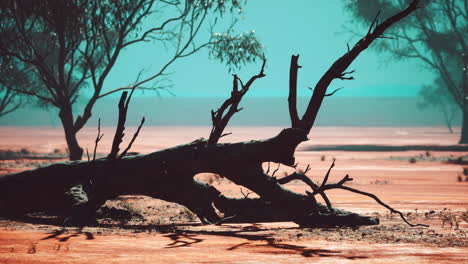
[278,173,318,189]
[119,117,146,159]
[108,92,129,159]
[367,10,382,36]
[338,70,355,80]
[288,55,302,128]
[300,0,421,132]
[325,87,344,97]
[335,185,427,227]
[93,118,104,161]
[208,58,266,145]
[271,163,281,177]
[277,172,333,210]
[308,160,428,227]
[315,159,335,192]
[240,188,252,198]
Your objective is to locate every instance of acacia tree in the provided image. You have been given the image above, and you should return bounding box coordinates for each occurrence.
[0,0,426,228]
[0,0,263,160]
[344,0,468,143]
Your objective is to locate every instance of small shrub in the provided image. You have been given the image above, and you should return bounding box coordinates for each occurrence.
[20,148,30,155]
[0,150,17,160]
[460,210,468,223]
[370,180,389,185]
[439,209,459,229]
[320,155,326,161]
[409,157,417,163]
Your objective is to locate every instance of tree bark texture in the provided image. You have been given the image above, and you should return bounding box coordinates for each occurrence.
[59,109,84,161]
[0,129,377,226]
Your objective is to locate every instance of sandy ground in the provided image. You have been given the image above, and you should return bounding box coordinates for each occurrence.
[0,126,467,263]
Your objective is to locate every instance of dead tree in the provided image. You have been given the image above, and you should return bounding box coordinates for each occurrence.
[0,0,426,227]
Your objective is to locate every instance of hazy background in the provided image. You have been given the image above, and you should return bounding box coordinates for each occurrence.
[0,0,449,127]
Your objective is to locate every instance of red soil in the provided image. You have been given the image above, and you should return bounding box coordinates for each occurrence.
[0,126,467,263]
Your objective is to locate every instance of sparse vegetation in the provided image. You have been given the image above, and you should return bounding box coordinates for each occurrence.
[53,148,62,154]
[19,148,30,155]
[0,149,67,160]
[370,180,390,185]
[439,209,460,229]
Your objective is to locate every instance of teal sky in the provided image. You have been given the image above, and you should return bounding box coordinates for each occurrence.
[102,0,433,99]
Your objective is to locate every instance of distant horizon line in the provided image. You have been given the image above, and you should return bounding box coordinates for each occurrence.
[0,125,459,128]
[98,95,422,99]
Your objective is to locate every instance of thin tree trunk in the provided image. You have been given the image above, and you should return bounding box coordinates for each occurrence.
[59,109,83,161]
[460,106,468,143]
[461,54,468,142]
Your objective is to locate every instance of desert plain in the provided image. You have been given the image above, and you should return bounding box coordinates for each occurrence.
[0,126,467,263]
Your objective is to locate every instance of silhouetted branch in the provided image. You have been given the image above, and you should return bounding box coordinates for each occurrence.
[309,161,428,227]
[277,172,333,210]
[119,117,145,158]
[93,118,104,161]
[86,149,90,162]
[338,70,355,80]
[367,10,382,35]
[240,188,252,198]
[108,92,128,159]
[316,159,335,192]
[271,163,280,177]
[325,87,344,97]
[299,0,421,132]
[208,58,266,145]
[288,55,302,128]
[277,173,316,187]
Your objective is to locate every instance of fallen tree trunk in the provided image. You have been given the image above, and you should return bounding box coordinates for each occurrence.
[0,0,425,228]
[0,129,378,226]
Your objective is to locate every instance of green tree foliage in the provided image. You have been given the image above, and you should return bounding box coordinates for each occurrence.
[345,0,467,140]
[0,0,263,159]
